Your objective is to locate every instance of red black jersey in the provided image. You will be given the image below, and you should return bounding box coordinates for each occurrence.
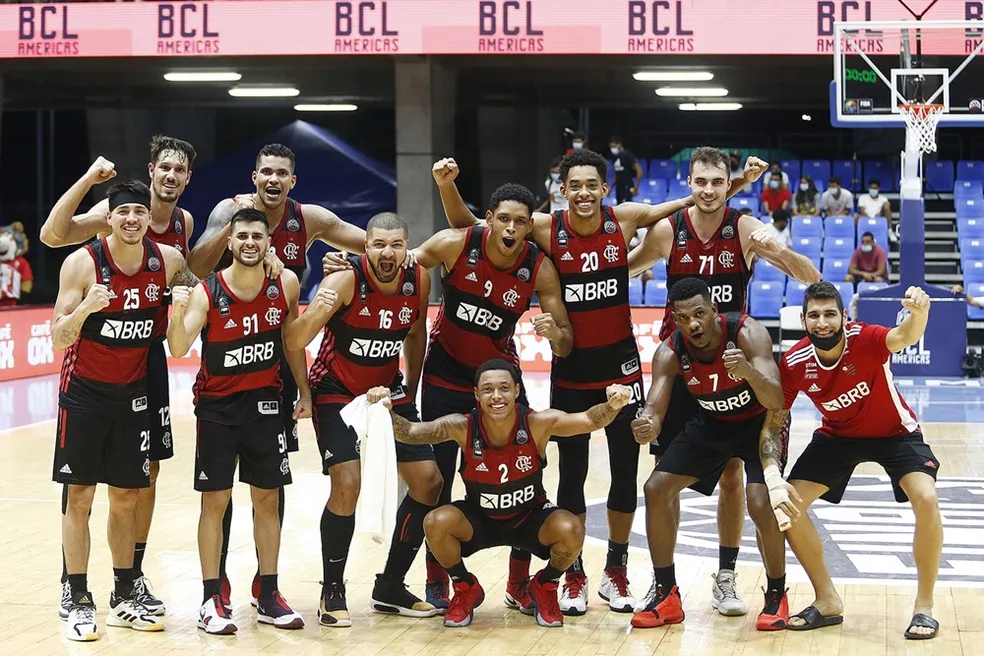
[147,206,188,341]
[193,272,289,424]
[460,405,546,520]
[424,226,543,392]
[309,254,422,404]
[217,199,308,277]
[661,207,752,341]
[669,313,765,423]
[549,207,638,389]
[59,237,167,404]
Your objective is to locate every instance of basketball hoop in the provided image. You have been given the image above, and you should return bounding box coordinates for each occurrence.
[900,103,944,153]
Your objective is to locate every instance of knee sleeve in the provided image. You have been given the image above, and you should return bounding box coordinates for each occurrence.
[432,441,459,506]
[606,422,640,514]
[556,438,589,516]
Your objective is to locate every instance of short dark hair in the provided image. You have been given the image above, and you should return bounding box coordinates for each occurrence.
[149,135,197,169]
[869,179,880,187]
[230,208,269,233]
[668,277,712,307]
[861,231,874,240]
[689,146,730,177]
[487,183,536,216]
[366,212,408,237]
[256,143,296,172]
[474,358,522,386]
[738,208,754,216]
[828,176,841,185]
[106,180,151,208]
[803,281,844,314]
[609,135,622,144]
[772,208,790,223]
[559,149,608,184]
[573,131,587,141]
[549,157,562,169]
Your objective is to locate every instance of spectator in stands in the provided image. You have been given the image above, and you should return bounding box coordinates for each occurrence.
[858,179,892,220]
[538,158,568,213]
[794,176,822,215]
[0,227,32,307]
[565,131,588,155]
[951,285,984,309]
[608,136,643,204]
[762,163,789,189]
[766,208,793,248]
[845,231,887,284]
[728,150,744,180]
[821,176,854,217]
[761,170,792,216]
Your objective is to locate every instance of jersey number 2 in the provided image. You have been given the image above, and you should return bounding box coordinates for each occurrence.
[498,463,509,483]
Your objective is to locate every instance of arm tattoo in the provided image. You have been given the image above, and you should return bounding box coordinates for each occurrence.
[172,261,199,288]
[759,409,789,464]
[585,401,620,430]
[390,410,464,445]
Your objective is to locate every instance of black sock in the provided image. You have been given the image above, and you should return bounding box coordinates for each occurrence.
[67,573,88,595]
[133,542,147,577]
[113,567,135,598]
[719,545,740,572]
[766,574,786,593]
[653,564,676,590]
[61,551,69,585]
[446,561,470,583]
[567,554,584,576]
[540,563,564,583]
[219,498,233,579]
[606,540,629,569]
[260,574,278,598]
[382,496,433,581]
[511,547,531,561]
[203,578,221,603]
[278,486,286,527]
[321,507,356,587]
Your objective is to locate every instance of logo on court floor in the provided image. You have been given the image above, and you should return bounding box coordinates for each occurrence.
[584,475,984,586]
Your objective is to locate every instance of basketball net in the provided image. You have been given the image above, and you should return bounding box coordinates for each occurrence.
[900,103,944,154]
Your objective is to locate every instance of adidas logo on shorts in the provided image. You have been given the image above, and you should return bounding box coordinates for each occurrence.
[198,471,208,481]
[465,272,478,282]
[475,462,488,472]
[561,252,574,261]
[60,464,72,474]
[324,449,333,460]
[808,383,821,393]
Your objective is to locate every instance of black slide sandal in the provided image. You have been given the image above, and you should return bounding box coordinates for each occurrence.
[904,613,939,640]
[786,605,844,631]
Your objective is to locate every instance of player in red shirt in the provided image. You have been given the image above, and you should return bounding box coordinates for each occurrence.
[0,229,33,306]
[52,180,187,641]
[629,278,790,631]
[168,208,309,635]
[42,137,200,617]
[761,282,942,639]
[286,212,443,625]
[368,359,633,628]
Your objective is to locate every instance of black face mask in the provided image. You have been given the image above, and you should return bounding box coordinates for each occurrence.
[807,325,844,352]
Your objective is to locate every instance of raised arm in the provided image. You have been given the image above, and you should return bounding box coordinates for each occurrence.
[52,250,108,350]
[40,158,117,247]
[531,257,573,357]
[630,341,680,444]
[402,272,431,400]
[410,227,467,272]
[741,215,821,284]
[280,270,312,418]
[187,198,238,278]
[284,270,352,351]
[530,384,632,449]
[627,218,672,277]
[730,318,784,410]
[885,286,931,352]
[432,158,482,229]
[167,283,209,358]
[303,203,367,254]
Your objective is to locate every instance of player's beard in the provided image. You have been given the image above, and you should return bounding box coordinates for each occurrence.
[233,245,265,268]
[807,325,844,351]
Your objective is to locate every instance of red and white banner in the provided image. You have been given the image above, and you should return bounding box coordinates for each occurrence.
[2,1,978,59]
[0,304,666,382]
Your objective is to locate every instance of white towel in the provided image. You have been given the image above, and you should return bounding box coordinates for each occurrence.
[339,395,407,544]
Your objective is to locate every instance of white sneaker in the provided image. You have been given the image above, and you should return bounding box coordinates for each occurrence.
[106,592,166,631]
[198,595,238,635]
[59,580,72,620]
[558,573,588,616]
[65,597,99,642]
[598,567,635,613]
[711,570,748,616]
[133,576,166,616]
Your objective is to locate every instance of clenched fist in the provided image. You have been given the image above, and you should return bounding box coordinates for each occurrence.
[531,312,561,343]
[311,286,338,314]
[86,157,117,185]
[749,226,782,256]
[900,285,930,315]
[232,194,256,211]
[432,158,460,186]
[631,412,660,445]
[170,285,191,312]
[605,384,633,410]
[82,283,112,314]
[743,156,769,182]
[722,347,751,380]
[366,386,392,408]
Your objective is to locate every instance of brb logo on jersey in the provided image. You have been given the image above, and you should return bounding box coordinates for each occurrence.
[479,484,536,511]
[564,279,619,304]
[223,341,275,368]
[456,302,503,331]
[99,318,154,341]
[709,284,733,305]
[697,389,752,413]
[349,337,402,359]
[820,381,870,411]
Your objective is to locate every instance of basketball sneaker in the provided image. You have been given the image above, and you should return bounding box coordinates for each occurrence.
[133,575,166,616]
[755,587,789,631]
[711,570,748,616]
[598,566,635,613]
[219,576,232,613]
[425,559,450,611]
[527,572,563,627]
[559,572,587,616]
[631,583,685,629]
[198,595,237,635]
[59,580,72,621]
[257,591,304,629]
[106,592,165,631]
[319,582,352,627]
[444,575,485,628]
[65,594,98,642]
[250,573,260,608]
[504,578,533,611]
[371,573,441,617]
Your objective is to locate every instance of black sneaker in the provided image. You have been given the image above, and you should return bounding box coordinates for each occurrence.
[371,574,442,618]
[318,582,351,628]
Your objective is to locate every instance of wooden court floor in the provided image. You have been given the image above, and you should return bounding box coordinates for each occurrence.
[1,373,983,655]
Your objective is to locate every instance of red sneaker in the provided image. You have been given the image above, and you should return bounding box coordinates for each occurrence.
[250,574,260,608]
[443,576,486,627]
[756,588,789,631]
[528,573,563,627]
[505,578,532,611]
[631,584,685,629]
[219,576,232,613]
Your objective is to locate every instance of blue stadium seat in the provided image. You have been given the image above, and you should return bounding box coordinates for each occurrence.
[644,280,668,307]
[824,216,855,242]
[602,195,616,207]
[793,237,822,261]
[633,195,657,205]
[779,160,800,183]
[785,282,809,308]
[857,216,889,247]
[960,238,984,261]
[813,178,827,194]
[803,160,831,185]
[959,218,984,240]
[967,284,984,320]
[629,278,643,305]
[750,281,783,318]
[864,160,894,191]
[729,197,760,214]
[824,237,855,260]
[648,159,678,181]
[822,258,850,281]
[670,179,691,198]
[857,281,889,294]
[964,260,984,284]
[641,178,669,199]
[652,259,667,282]
[753,259,787,283]
[957,197,984,219]
[958,160,984,184]
[833,282,854,310]
[954,180,984,200]
[925,160,955,192]
[791,216,823,241]
[832,160,861,190]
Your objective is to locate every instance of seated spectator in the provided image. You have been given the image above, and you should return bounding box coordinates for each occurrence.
[0,227,32,307]
[857,179,892,220]
[794,176,821,215]
[821,176,854,216]
[845,231,887,284]
[761,172,791,216]
[537,158,567,213]
[766,208,793,248]
[566,131,587,154]
[952,284,984,309]
[762,164,790,189]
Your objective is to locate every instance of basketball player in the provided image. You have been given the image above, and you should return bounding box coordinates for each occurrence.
[285,212,443,625]
[626,146,820,616]
[168,208,308,634]
[434,152,761,613]
[761,282,941,639]
[408,181,572,610]
[188,143,366,608]
[52,180,187,640]
[368,360,633,627]
[629,278,790,630]
[42,138,199,618]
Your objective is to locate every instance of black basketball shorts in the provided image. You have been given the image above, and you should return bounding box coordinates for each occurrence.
[453,500,564,560]
[279,354,299,453]
[146,342,174,462]
[548,376,644,443]
[650,375,699,457]
[194,414,293,492]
